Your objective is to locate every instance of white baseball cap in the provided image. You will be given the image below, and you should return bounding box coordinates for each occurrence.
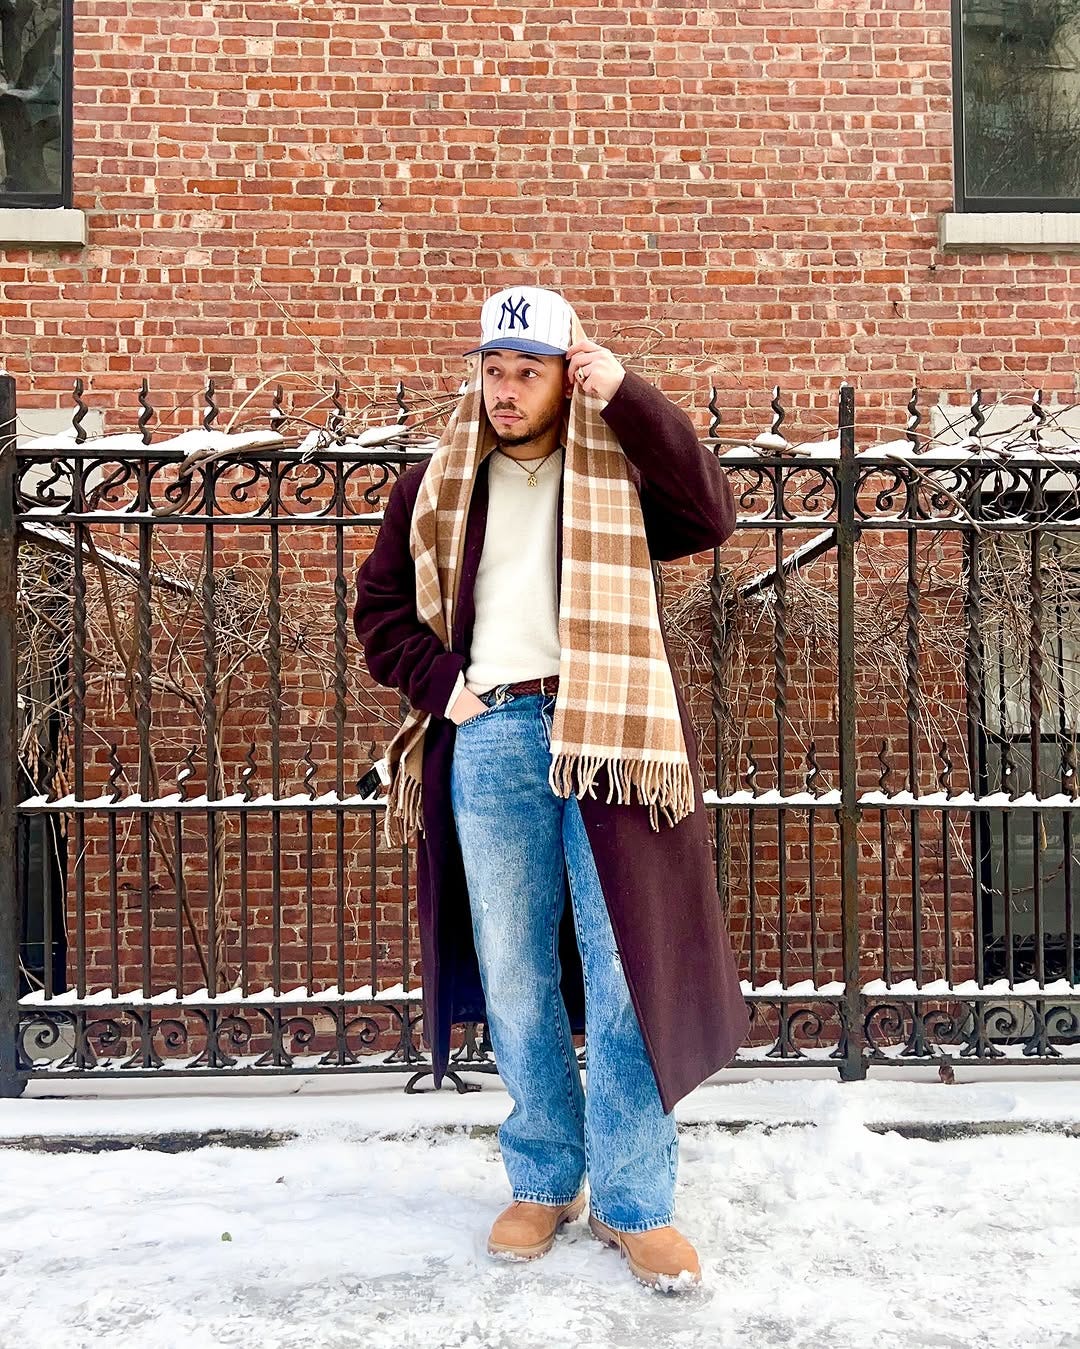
[463,286,573,358]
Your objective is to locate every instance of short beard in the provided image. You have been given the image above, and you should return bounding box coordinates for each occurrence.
[493,398,565,451]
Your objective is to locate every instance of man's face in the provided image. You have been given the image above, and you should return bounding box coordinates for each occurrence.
[480,349,572,448]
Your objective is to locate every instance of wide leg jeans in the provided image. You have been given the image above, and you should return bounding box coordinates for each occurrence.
[449,687,679,1234]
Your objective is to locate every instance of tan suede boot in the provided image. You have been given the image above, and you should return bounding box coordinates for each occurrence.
[487,1190,588,1260]
[588,1213,702,1291]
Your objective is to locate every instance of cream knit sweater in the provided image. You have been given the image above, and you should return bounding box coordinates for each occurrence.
[442,443,564,716]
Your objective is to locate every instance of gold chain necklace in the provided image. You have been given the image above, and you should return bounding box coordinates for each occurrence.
[495,443,563,488]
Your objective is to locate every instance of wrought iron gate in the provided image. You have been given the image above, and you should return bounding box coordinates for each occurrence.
[2,371,1078,1098]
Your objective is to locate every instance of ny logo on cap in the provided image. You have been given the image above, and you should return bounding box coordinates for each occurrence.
[497,295,531,333]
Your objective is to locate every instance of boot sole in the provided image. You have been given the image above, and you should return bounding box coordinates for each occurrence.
[588,1213,702,1292]
[487,1191,588,1259]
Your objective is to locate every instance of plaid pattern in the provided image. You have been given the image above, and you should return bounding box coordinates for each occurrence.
[380,308,695,848]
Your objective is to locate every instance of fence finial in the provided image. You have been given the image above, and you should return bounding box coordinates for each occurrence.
[107,743,125,803]
[177,746,197,803]
[806,742,822,797]
[330,378,345,443]
[707,385,721,438]
[138,378,155,446]
[877,741,893,794]
[240,743,258,802]
[1030,389,1045,446]
[72,378,88,446]
[744,742,760,798]
[302,741,318,800]
[752,385,790,452]
[769,385,784,439]
[202,378,218,432]
[906,384,921,450]
[270,384,285,433]
[969,388,986,440]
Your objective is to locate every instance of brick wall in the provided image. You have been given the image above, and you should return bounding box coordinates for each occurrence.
[9,2,1072,1053]
[4,0,1077,424]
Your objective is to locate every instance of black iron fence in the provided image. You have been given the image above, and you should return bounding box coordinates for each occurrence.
[2,371,1079,1098]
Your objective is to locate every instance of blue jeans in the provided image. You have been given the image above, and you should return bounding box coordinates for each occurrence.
[450,687,679,1234]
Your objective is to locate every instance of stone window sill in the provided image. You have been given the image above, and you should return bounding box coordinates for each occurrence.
[939,211,1080,251]
[0,208,86,246]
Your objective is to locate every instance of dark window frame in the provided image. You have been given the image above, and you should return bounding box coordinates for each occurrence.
[0,0,74,209]
[951,0,1080,213]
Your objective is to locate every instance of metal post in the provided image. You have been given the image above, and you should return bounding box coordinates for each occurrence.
[0,374,24,1097]
[836,382,866,1081]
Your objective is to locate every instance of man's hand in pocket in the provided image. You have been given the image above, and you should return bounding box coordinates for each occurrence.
[449,688,489,724]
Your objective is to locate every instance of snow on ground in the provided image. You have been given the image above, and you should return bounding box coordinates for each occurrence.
[2,1070,1080,1349]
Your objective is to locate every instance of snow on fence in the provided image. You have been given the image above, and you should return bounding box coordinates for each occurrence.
[2,371,1080,1097]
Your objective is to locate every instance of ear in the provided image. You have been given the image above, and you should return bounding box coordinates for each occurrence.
[562,359,574,400]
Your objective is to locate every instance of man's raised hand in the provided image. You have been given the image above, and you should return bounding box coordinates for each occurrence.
[566,339,625,403]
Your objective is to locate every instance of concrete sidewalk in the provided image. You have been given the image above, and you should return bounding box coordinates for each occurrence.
[6,1063,1080,1150]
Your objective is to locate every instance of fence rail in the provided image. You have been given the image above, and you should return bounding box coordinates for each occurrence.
[3,372,1079,1098]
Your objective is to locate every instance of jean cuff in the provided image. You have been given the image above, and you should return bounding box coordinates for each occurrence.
[589,1205,674,1234]
[511,1187,584,1206]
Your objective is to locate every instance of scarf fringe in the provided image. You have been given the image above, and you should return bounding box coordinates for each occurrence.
[385,746,695,845]
[382,755,424,850]
[547,752,695,832]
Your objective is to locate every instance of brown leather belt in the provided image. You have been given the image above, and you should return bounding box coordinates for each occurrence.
[498,675,560,698]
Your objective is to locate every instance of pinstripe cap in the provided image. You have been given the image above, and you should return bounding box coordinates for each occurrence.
[462,286,573,357]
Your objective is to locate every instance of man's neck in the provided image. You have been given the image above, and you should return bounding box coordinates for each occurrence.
[496,424,563,463]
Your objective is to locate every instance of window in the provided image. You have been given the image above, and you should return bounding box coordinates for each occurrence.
[0,0,72,208]
[979,529,1080,979]
[953,0,1080,211]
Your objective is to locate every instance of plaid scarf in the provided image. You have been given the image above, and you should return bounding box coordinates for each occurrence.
[379,308,695,848]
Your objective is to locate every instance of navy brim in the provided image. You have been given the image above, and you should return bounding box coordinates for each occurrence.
[462,338,568,357]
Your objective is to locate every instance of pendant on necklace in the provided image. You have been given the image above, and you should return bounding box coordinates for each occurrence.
[527,473,538,487]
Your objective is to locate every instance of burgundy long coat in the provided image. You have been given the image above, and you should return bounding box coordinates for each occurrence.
[353,368,749,1112]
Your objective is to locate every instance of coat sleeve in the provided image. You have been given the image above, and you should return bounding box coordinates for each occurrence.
[600,367,736,562]
[352,467,467,720]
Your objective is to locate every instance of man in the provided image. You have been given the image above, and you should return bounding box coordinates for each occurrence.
[353,286,748,1292]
